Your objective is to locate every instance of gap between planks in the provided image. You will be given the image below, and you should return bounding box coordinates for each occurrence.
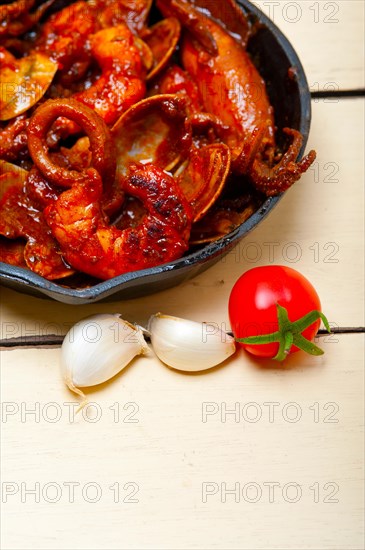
[1,327,364,350]
[311,89,365,99]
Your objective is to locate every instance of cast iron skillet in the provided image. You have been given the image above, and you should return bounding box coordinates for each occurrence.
[0,0,312,304]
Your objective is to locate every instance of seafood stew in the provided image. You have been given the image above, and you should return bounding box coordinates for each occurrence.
[0,0,315,302]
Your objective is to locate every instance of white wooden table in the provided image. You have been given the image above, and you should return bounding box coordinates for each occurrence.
[1,2,364,549]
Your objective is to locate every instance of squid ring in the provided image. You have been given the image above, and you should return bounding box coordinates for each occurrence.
[27,98,116,188]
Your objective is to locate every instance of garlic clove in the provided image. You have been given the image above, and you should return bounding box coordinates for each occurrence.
[148,313,236,371]
[61,314,148,399]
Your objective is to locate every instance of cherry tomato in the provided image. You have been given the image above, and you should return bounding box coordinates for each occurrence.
[228,265,328,359]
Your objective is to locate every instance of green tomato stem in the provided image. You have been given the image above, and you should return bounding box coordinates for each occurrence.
[235,303,331,361]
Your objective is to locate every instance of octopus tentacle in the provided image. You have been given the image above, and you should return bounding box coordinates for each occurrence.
[249,128,316,196]
[252,150,317,196]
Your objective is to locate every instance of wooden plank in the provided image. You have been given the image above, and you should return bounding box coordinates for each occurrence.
[1,333,363,550]
[0,98,363,332]
[254,0,364,91]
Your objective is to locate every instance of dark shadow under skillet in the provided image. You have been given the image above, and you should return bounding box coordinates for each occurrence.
[0,0,312,304]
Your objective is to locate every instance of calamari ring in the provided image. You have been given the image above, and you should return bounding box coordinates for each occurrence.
[27,98,116,188]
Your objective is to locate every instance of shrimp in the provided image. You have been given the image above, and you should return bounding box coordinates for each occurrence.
[44,163,193,279]
[89,0,153,34]
[0,0,53,38]
[35,1,98,86]
[73,25,148,125]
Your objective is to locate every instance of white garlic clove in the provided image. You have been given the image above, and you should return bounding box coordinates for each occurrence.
[148,313,236,371]
[61,314,148,399]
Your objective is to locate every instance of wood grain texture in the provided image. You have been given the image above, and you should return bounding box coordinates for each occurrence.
[1,335,364,550]
[254,0,365,91]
